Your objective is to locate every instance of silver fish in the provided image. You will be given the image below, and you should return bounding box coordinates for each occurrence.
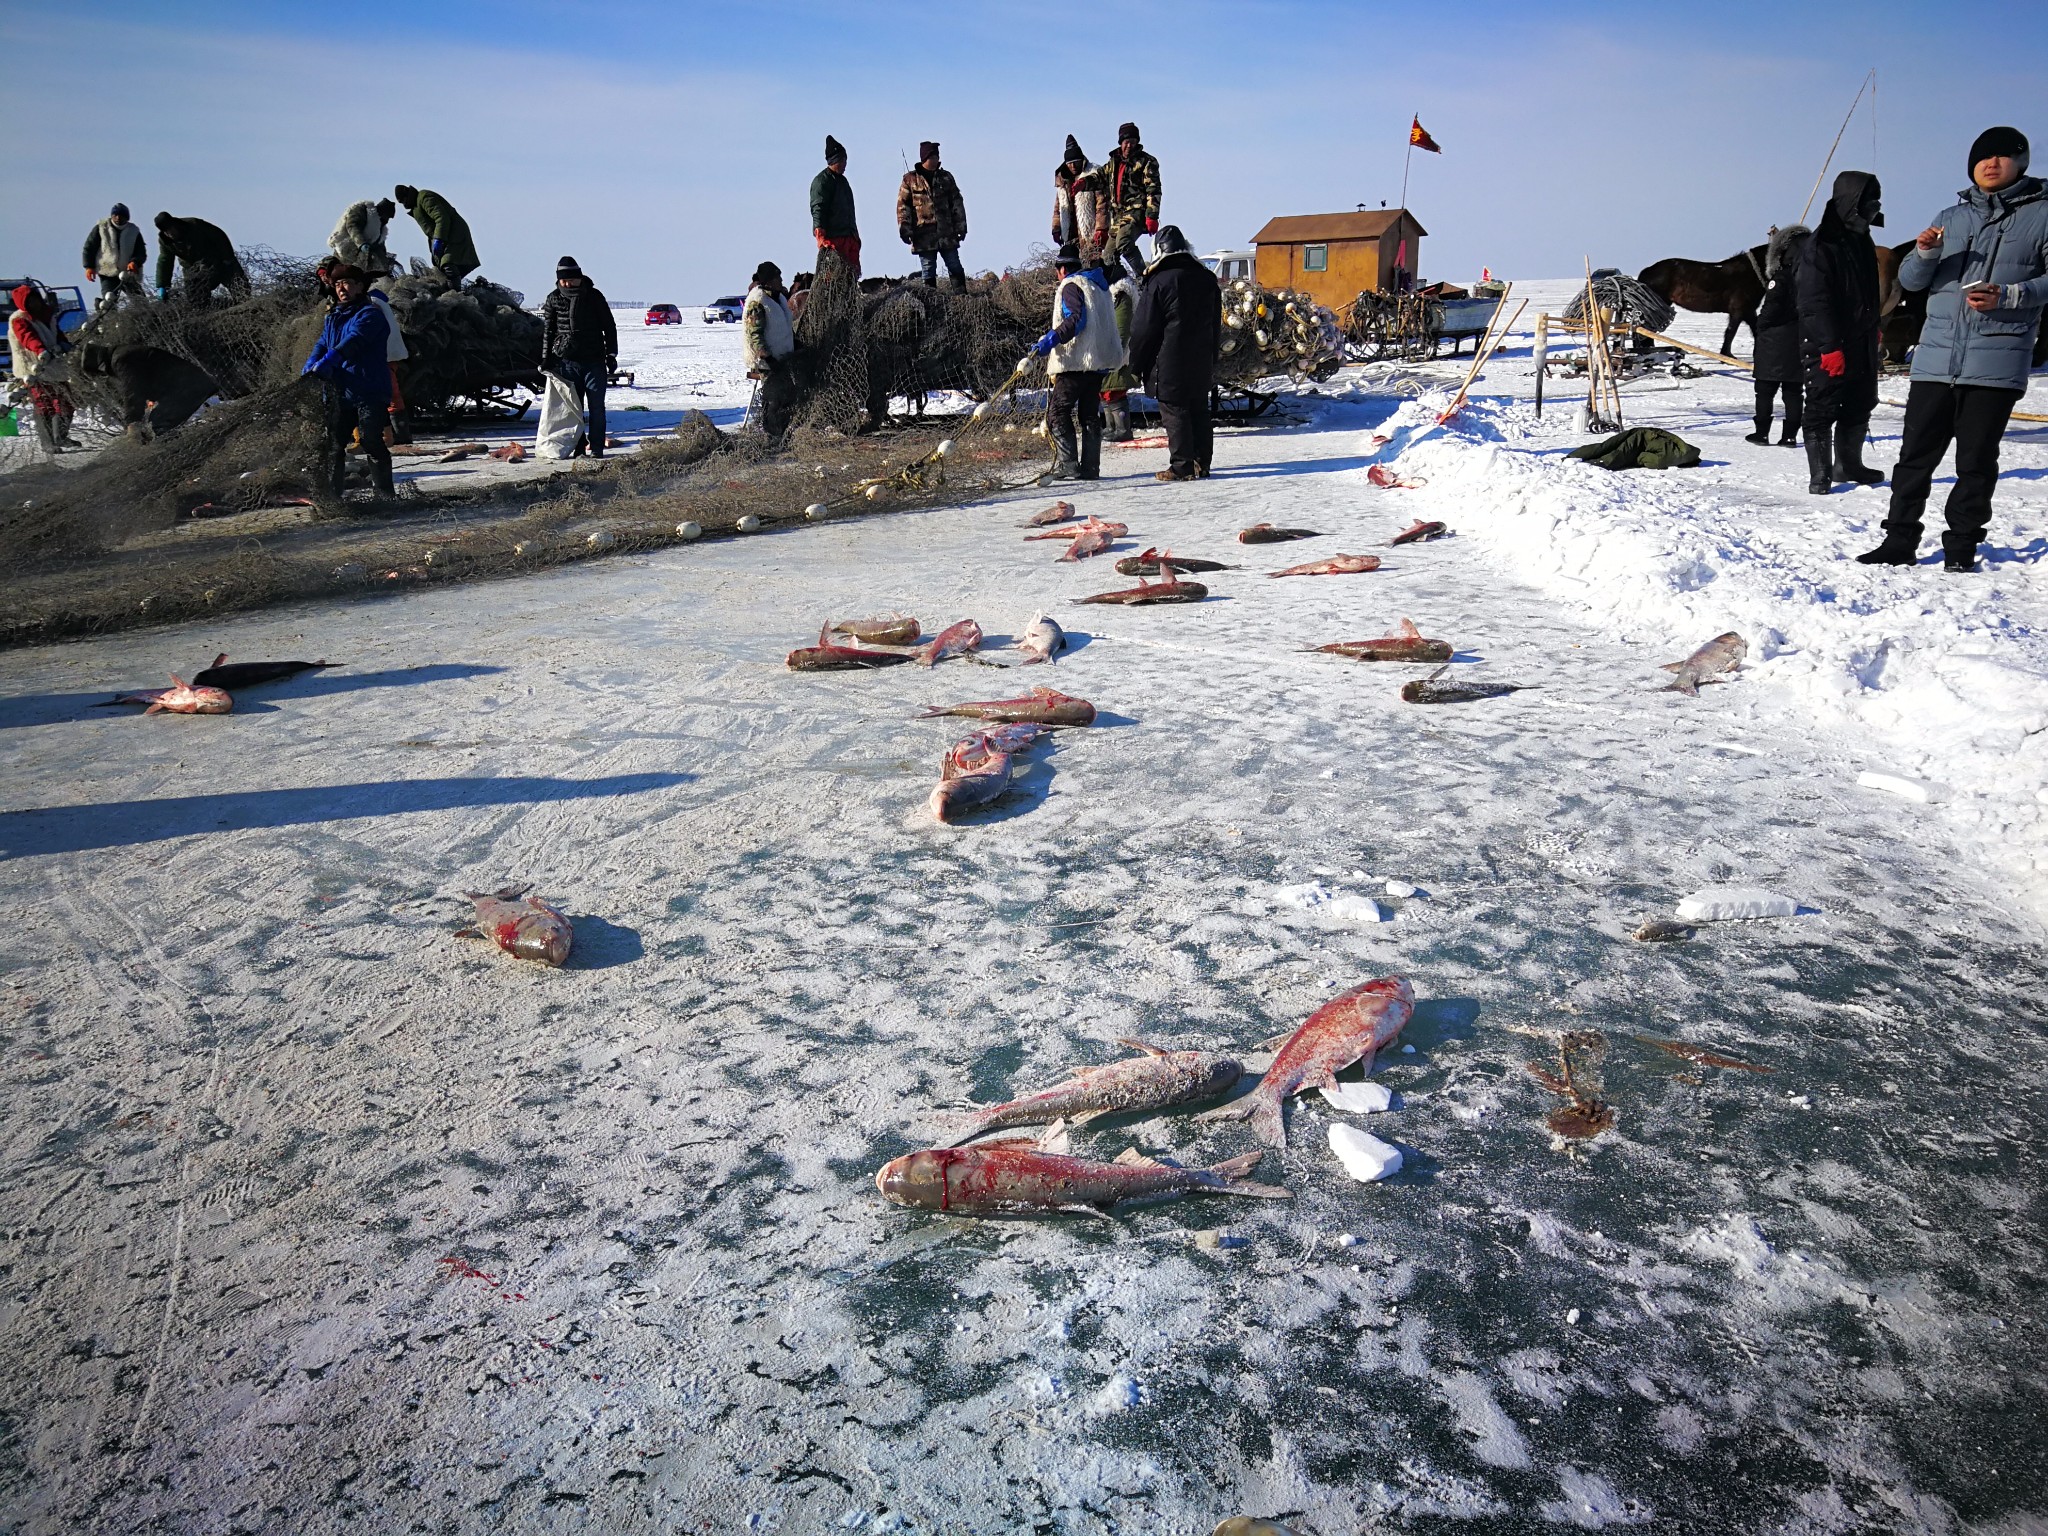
[1400,666,1534,704]
[935,1040,1244,1147]
[1017,613,1066,665]
[1659,632,1747,696]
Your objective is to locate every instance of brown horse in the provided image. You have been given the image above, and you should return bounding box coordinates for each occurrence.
[1637,247,1768,356]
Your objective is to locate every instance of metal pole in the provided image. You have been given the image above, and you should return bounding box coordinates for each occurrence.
[1400,116,1415,213]
[1533,312,1549,417]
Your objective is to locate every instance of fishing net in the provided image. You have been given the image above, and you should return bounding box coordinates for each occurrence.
[1564,273,1675,335]
[1217,277,1346,384]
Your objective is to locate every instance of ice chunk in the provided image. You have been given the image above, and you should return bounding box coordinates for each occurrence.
[1675,887,1797,922]
[1273,882,1385,924]
[1856,770,1946,804]
[1321,1080,1394,1113]
[1328,1124,1403,1182]
[1383,879,1420,898]
[1090,1372,1142,1415]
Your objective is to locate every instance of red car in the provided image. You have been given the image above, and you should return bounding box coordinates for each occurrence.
[644,303,683,325]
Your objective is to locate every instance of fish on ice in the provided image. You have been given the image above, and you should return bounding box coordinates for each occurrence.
[1307,618,1452,663]
[875,1142,1289,1215]
[1388,519,1449,544]
[191,654,336,690]
[1632,920,1696,943]
[1400,666,1533,703]
[1238,523,1321,544]
[459,884,574,966]
[934,1040,1244,1147]
[787,624,916,670]
[1116,547,1229,575]
[915,619,984,667]
[1198,976,1414,1147]
[830,615,921,646]
[1024,517,1126,542]
[1074,573,1207,606]
[97,675,233,715]
[1268,553,1383,578]
[1659,632,1747,696]
[1016,614,1066,664]
[1061,523,1121,561]
[927,723,1044,821]
[1367,466,1429,490]
[1021,499,1079,527]
[918,687,1096,726]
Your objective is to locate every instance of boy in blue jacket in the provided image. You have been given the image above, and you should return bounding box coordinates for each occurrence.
[302,263,396,500]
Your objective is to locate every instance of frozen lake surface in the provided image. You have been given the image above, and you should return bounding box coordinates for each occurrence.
[1,300,2044,1533]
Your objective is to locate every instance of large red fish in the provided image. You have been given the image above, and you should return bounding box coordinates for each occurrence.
[99,675,233,715]
[1024,517,1127,542]
[915,619,984,667]
[460,885,575,966]
[927,723,1042,821]
[1268,553,1383,578]
[1073,573,1207,606]
[875,1142,1289,1215]
[787,624,914,671]
[918,687,1096,726]
[1020,500,1079,527]
[1306,618,1452,662]
[1199,976,1414,1147]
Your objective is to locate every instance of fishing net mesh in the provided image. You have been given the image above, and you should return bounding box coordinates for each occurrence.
[1563,274,1676,335]
[0,249,1075,646]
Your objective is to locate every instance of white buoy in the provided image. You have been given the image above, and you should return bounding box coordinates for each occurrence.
[804,502,830,521]
[675,521,701,541]
[585,529,616,551]
[864,484,885,501]
[736,515,761,533]
[971,401,996,422]
[934,439,955,458]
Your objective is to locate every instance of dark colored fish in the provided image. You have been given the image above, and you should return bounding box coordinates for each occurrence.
[1389,519,1448,545]
[1632,920,1696,943]
[1401,666,1533,703]
[1074,577,1208,606]
[1635,1034,1772,1074]
[191,654,336,690]
[875,1143,1289,1215]
[830,616,921,646]
[935,1040,1244,1146]
[788,623,915,670]
[1308,619,1452,663]
[1115,548,1229,576]
[1238,523,1320,544]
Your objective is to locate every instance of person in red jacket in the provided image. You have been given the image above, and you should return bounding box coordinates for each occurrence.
[8,285,76,451]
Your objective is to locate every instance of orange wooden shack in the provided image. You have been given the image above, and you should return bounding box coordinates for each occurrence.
[1251,209,1427,308]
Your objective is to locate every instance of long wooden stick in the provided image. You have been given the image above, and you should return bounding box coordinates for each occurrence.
[1437,295,1524,423]
[1800,68,1875,224]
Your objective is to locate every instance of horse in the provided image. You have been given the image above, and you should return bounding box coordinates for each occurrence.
[1637,247,1768,357]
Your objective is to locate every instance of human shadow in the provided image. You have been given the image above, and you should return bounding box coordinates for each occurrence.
[1218,455,1375,480]
[0,772,691,858]
[1407,996,1482,1049]
[0,663,507,730]
[564,914,645,970]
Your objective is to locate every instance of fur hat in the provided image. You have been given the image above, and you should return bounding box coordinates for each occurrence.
[1150,224,1191,261]
[110,202,129,220]
[1063,135,1085,166]
[752,260,783,289]
[375,197,396,220]
[1969,125,2030,177]
[919,140,940,162]
[556,256,583,279]
[1054,241,1082,270]
[153,211,173,229]
[328,262,367,284]
[824,134,846,164]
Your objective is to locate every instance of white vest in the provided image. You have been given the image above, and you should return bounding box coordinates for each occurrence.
[93,218,144,277]
[368,291,408,362]
[1048,275,1123,375]
[743,285,795,370]
[9,309,58,381]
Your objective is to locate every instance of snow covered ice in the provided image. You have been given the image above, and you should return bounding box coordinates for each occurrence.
[1,302,2045,1532]
[1674,886,1800,922]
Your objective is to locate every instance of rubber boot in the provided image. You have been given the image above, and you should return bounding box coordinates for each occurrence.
[31,413,57,454]
[1803,429,1834,495]
[1104,399,1133,442]
[1833,414,1885,486]
[1040,412,1081,483]
[1743,403,1772,446]
[1078,417,1103,480]
[54,407,78,447]
[371,454,396,500]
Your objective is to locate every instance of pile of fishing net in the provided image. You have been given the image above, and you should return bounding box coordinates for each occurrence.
[382,264,544,418]
[1564,273,1675,335]
[1216,278,1346,384]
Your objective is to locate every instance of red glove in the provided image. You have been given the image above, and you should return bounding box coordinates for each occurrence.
[1819,350,1846,378]
[814,228,828,248]
[1145,218,1158,235]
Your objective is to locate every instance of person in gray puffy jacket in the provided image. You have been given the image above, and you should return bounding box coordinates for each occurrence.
[1860,126,2048,571]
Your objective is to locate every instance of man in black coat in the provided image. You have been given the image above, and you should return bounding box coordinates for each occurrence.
[1747,223,1806,446]
[1126,225,1222,481]
[540,256,619,458]
[152,214,249,304]
[1796,171,1886,494]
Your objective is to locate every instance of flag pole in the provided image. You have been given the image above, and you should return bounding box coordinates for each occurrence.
[1400,111,1415,211]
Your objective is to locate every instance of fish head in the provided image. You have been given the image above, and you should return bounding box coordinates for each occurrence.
[876,1150,949,1209]
[1200,1055,1247,1095]
[190,686,233,713]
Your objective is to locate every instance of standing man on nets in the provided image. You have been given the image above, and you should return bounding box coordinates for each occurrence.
[301,263,395,501]
[1030,242,1122,483]
[1104,124,1162,284]
[541,256,619,460]
[1127,225,1222,482]
[812,137,861,277]
[330,197,399,281]
[393,185,479,285]
[743,261,799,440]
[897,141,968,290]
[1859,126,2048,572]
[1796,170,1886,496]
[1052,136,1108,263]
[8,285,77,452]
[152,213,249,304]
[82,204,147,312]
[1746,223,1806,446]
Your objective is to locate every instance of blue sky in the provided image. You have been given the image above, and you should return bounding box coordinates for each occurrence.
[8,2,2046,303]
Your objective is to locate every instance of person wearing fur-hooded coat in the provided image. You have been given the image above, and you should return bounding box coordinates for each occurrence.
[1747,223,1806,445]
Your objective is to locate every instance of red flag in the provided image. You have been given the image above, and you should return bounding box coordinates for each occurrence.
[1409,117,1442,154]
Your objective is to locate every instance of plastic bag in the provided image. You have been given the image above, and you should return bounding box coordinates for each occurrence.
[534,371,583,460]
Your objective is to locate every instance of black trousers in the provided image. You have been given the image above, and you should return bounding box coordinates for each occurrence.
[1159,400,1213,476]
[1047,370,1104,475]
[1753,378,1802,439]
[758,362,800,439]
[1882,380,2022,560]
[322,385,393,495]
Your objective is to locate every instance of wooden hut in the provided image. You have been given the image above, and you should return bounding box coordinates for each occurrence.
[1250,210,1427,308]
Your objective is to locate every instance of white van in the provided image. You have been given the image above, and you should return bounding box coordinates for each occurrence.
[1202,249,1254,282]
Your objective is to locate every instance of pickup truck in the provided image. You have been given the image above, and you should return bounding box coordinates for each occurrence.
[0,278,88,337]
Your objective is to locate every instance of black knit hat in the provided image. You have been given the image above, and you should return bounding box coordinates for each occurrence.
[919,140,939,162]
[556,256,583,279]
[824,134,846,163]
[1969,125,2030,176]
[110,202,129,219]
[1054,241,1082,270]
[752,260,782,288]
[394,184,417,206]
[154,210,172,228]
[1063,134,1085,166]
[1118,122,1140,143]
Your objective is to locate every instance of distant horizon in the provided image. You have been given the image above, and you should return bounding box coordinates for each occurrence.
[10,1,2045,306]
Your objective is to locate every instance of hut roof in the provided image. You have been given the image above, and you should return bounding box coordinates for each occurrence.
[1251,210,1427,245]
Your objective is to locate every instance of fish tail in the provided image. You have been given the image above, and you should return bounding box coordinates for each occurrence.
[1201,1150,1292,1199]
[1662,674,1700,697]
[1248,1095,1288,1148]
[211,652,228,667]
[930,1109,993,1149]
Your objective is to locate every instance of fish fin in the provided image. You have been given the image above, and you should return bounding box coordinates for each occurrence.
[170,675,188,688]
[1058,1203,1122,1221]
[1115,1037,1169,1057]
[1252,1029,1295,1053]
[1193,1099,1252,1124]
[1114,1146,1168,1168]
[143,702,163,715]
[211,652,228,668]
[452,925,482,940]
[1202,1149,1291,1199]
[1037,1120,1073,1153]
[1066,1108,1109,1129]
[1248,1095,1287,1148]
[1657,661,1687,672]
[490,883,532,901]
[1395,618,1421,638]
[1662,676,1700,697]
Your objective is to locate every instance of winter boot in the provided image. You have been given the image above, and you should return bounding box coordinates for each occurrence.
[1744,405,1773,446]
[1078,418,1103,480]
[1854,535,1919,566]
[31,412,57,454]
[1104,400,1133,443]
[371,455,396,500]
[54,408,79,447]
[1040,413,1081,483]
[1803,429,1834,495]
[1833,414,1885,486]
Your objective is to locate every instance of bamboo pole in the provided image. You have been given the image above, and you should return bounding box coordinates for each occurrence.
[1437,296,1525,423]
[1800,69,1877,225]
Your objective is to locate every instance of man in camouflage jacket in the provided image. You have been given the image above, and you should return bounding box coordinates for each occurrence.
[897,141,969,289]
[1103,123,1162,283]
